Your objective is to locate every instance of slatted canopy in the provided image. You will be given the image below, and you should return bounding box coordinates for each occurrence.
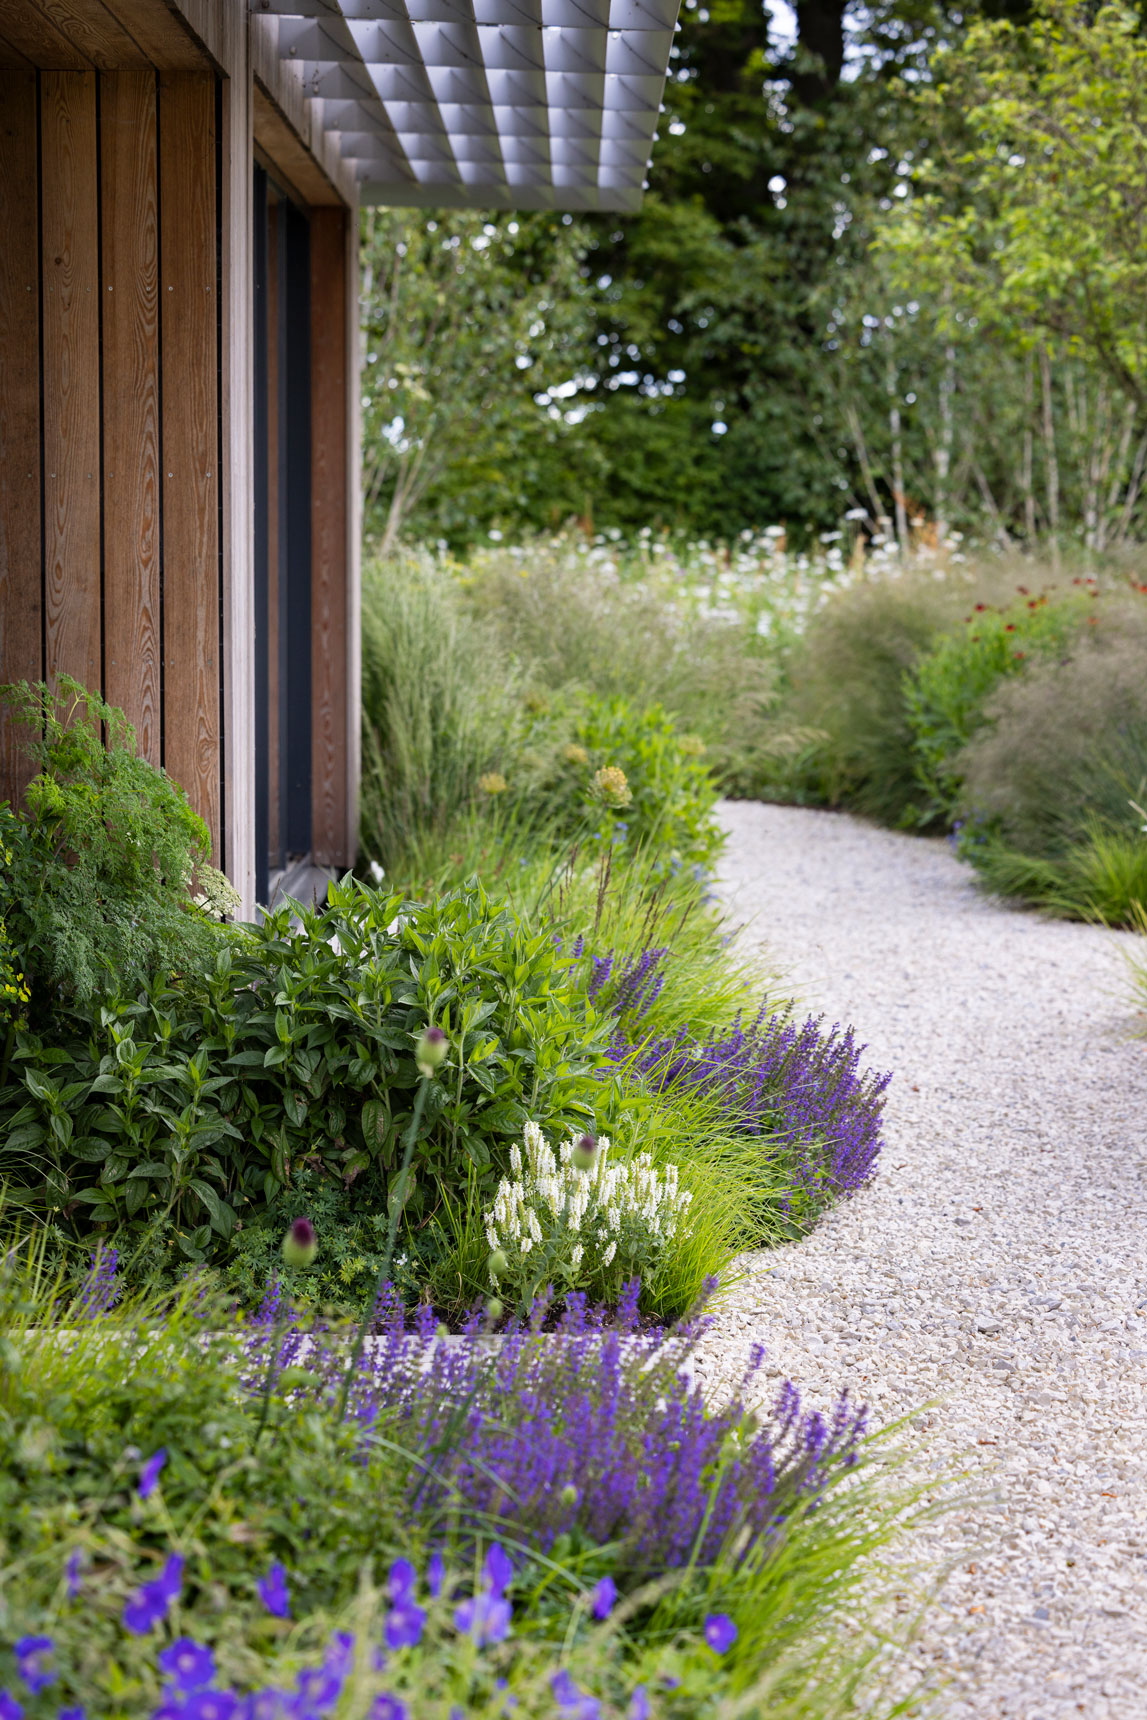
[250,0,678,211]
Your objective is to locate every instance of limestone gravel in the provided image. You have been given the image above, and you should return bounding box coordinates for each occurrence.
[694,800,1147,1720]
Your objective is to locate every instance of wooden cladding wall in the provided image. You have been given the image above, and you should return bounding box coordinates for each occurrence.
[0,68,223,859]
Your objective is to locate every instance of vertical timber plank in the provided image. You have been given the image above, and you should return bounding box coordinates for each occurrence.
[101,70,160,765]
[344,199,361,866]
[159,73,220,855]
[0,71,42,806]
[41,71,101,699]
[218,8,256,914]
[309,204,348,869]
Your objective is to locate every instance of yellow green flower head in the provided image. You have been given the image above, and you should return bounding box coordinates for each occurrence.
[591,766,632,809]
[478,772,508,795]
[563,744,589,766]
[678,734,707,756]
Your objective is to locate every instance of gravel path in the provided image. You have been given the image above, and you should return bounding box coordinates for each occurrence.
[698,800,1147,1720]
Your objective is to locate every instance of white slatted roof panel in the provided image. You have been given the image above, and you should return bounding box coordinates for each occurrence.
[251,0,679,210]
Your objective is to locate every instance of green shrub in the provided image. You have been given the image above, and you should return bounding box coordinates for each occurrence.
[507,692,722,876]
[360,555,518,872]
[462,538,777,781]
[0,878,617,1273]
[0,1258,932,1720]
[955,601,1147,922]
[747,574,956,822]
[904,588,1092,824]
[0,679,237,1006]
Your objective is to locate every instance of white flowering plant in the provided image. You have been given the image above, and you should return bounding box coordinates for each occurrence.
[484,1121,693,1308]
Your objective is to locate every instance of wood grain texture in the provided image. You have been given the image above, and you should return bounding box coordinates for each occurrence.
[252,85,342,209]
[0,31,36,67]
[0,72,43,805]
[158,72,219,853]
[31,0,148,67]
[309,205,349,868]
[98,0,209,69]
[217,7,257,909]
[0,2,89,67]
[101,70,160,763]
[343,200,362,861]
[41,70,101,695]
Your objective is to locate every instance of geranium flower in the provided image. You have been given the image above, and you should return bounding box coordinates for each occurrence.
[484,1544,513,1598]
[453,1591,511,1647]
[386,1558,417,1603]
[0,1693,23,1720]
[65,1552,83,1599]
[181,1694,237,1720]
[704,1613,738,1653]
[14,1637,54,1694]
[123,1553,184,1635]
[158,1639,216,1692]
[256,1561,290,1619]
[589,1576,616,1620]
[629,1687,649,1720]
[138,1449,167,1499]
[371,1697,408,1720]
[426,1553,445,1598]
[385,1601,425,1651]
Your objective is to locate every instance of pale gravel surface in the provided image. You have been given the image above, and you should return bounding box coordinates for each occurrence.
[694,800,1147,1720]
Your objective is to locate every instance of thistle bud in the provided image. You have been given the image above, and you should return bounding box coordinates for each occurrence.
[488,1248,509,1280]
[572,1133,597,1172]
[559,1484,579,1508]
[282,1217,317,1269]
[416,1026,448,1079]
[485,1296,504,1325]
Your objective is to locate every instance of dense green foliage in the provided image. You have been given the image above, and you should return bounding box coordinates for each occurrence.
[0,1260,930,1720]
[0,679,237,1006]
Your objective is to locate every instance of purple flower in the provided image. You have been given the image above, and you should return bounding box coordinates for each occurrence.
[123,1553,184,1634]
[59,1710,85,1720]
[138,1448,167,1499]
[238,1692,291,1719]
[589,1575,616,1620]
[0,1694,22,1720]
[323,1633,355,1679]
[453,1592,511,1647]
[158,1639,216,1692]
[704,1613,738,1654]
[384,1602,425,1651]
[78,1245,120,1317]
[256,1561,290,1619]
[13,1637,54,1694]
[182,1694,238,1720]
[551,1672,600,1720]
[370,1699,407,1720]
[426,1553,445,1598]
[65,1551,82,1599]
[386,1558,417,1603]
[629,1688,649,1720]
[484,1543,513,1598]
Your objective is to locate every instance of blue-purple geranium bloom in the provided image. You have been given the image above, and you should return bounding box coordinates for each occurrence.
[158,1639,216,1692]
[589,1576,616,1620]
[0,1695,22,1720]
[704,1613,738,1654]
[13,1637,54,1695]
[123,1553,184,1634]
[256,1561,290,1619]
[138,1448,167,1499]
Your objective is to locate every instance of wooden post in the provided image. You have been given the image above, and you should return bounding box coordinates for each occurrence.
[0,70,43,805]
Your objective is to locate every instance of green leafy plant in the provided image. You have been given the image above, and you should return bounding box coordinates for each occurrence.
[904,588,1092,823]
[0,678,237,1005]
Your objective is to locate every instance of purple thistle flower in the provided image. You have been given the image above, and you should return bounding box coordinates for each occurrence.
[256,1561,290,1619]
[0,1698,23,1720]
[589,1575,616,1620]
[704,1613,738,1654]
[370,1697,407,1720]
[158,1639,215,1692]
[138,1448,167,1499]
[13,1637,54,1695]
